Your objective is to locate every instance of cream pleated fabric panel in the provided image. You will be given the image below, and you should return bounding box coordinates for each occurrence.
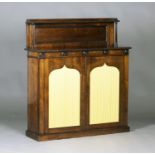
[90,64,119,124]
[49,66,80,128]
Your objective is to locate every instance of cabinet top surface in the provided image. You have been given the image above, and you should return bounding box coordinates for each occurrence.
[26,18,119,24]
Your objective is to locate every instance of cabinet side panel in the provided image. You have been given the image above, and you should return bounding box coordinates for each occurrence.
[27,57,39,132]
[38,59,45,134]
[120,54,129,126]
[108,23,115,47]
[26,24,33,49]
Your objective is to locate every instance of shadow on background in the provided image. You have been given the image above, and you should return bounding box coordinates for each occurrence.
[0,97,26,135]
[129,117,155,131]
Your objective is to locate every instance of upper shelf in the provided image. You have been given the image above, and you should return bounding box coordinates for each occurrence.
[26,18,120,24]
[26,18,125,51]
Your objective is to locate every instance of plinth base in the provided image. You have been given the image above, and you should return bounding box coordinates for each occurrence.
[26,126,130,141]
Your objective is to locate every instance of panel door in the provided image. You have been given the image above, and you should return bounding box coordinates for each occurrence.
[44,55,86,133]
[90,63,120,124]
[86,54,127,128]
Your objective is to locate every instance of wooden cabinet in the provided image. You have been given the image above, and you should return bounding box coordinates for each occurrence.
[25,18,131,141]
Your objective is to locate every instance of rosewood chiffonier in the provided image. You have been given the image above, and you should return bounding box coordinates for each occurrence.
[25,18,131,141]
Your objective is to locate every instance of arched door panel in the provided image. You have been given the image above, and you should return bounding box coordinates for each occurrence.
[49,66,80,128]
[89,64,120,124]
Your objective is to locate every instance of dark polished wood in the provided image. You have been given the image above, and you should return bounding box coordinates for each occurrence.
[26,125,129,141]
[26,18,131,141]
[26,18,120,50]
[26,18,120,24]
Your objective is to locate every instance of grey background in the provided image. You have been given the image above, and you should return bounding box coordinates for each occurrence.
[0,2,155,152]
